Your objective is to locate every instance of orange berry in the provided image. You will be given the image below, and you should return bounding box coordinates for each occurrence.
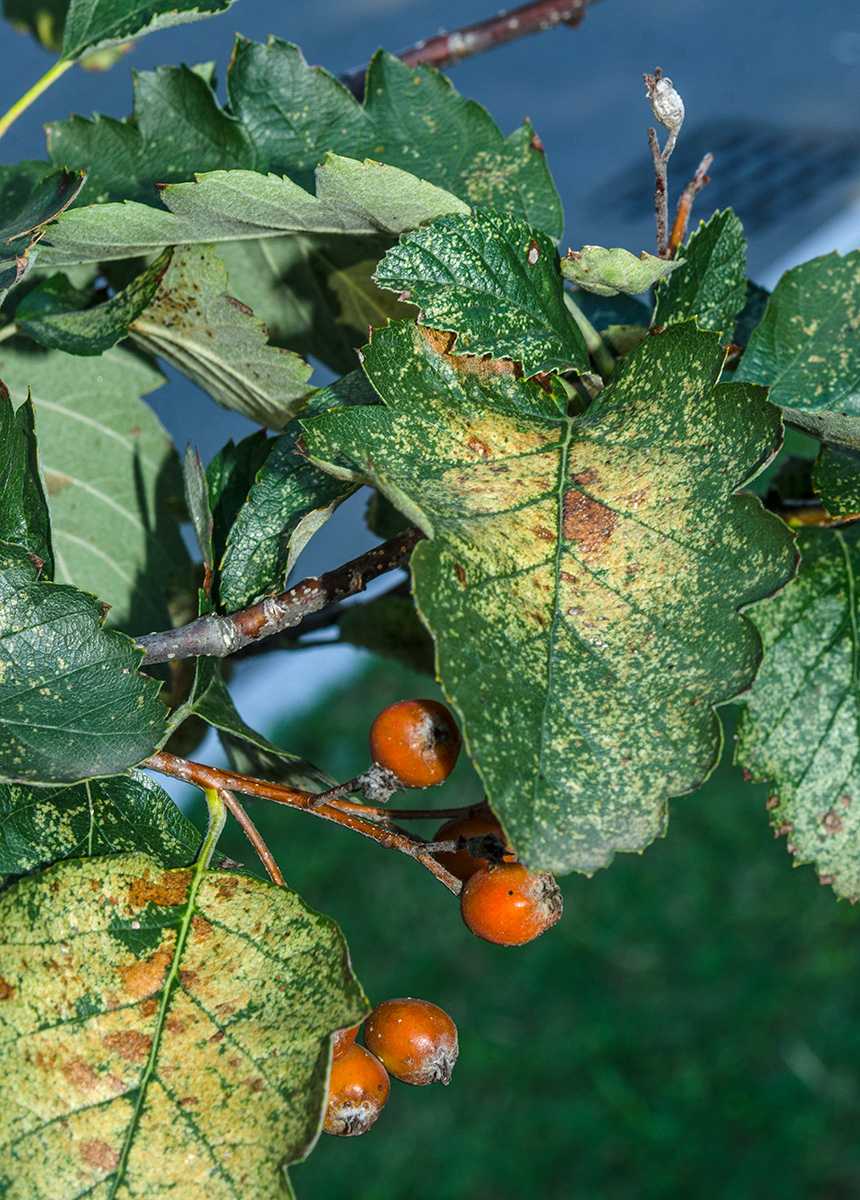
[368,699,461,788]
[331,1023,360,1062]
[460,862,563,946]
[323,1043,390,1137]
[433,812,515,882]
[364,998,458,1086]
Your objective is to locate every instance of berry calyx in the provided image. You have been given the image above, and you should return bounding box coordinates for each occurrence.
[460,862,563,946]
[368,699,461,788]
[323,1043,390,1137]
[364,998,459,1086]
[331,1023,360,1062]
[433,812,515,882]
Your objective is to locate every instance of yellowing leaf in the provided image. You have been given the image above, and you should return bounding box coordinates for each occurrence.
[0,854,368,1197]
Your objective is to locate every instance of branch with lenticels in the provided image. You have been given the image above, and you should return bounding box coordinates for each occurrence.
[135,527,423,667]
[338,0,605,98]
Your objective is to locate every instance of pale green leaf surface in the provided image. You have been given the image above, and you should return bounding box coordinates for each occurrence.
[560,246,683,296]
[0,343,190,633]
[38,157,470,266]
[0,544,168,784]
[303,321,796,874]
[652,209,747,339]
[735,250,860,413]
[0,388,53,573]
[736,526,860,898]
[0,853,367,1197]
[47,40,561,235]
[129,244,313,429]
[375,209,588,376]
[16,248,171,355]
[812,443,860,517]
[0,769,200,887]
[61,0,237,60]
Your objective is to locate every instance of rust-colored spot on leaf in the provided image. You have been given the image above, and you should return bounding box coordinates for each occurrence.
[117,949,171,1000]
[774,821,793,838]
[562,491,618,552]
[0,975,13,1000]
[179,969,200,989]
[129,870,191,909]
[572,469,599,487]
[455,563,467,587]
[215,875,239,901]
[44,469,74,496]
[419,325,517,378]
[79,1139,120,1172]
[466,436,492,458]
[139,997,159,1018]
[534,525,555,543]
[822,809,844,834]
[819,874,836,886]
[165,1016,187,1034]
[191,915,213,942]
[62,1057,101,1092]
[765,796,780,810]
[103,1030,152,1064]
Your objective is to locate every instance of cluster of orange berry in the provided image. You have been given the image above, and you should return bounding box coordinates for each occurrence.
[323,698,563,1137]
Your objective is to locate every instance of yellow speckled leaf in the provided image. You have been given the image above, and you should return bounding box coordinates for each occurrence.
[0,854,367,1198]
[303,320,797,875]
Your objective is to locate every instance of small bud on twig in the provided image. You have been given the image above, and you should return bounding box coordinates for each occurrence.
[644,67,685,140]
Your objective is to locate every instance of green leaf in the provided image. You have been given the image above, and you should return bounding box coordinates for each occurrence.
[736,526,860,899]
[48,39,561,235]
[129,244,314,430]
[375,209,588,376]
[16,248,171,355]
[0,167,84,259]
[0,543,168,784]
[0,769,200,887]
[0,387,53,573]
[218,412,357,611]
[812,443,860,517]
[38,156,470,267]
[182,444,214,571]
[303,321,796,875]
[651,210,747,339]
[216,232,417,375]
[0,342,190,634]
[561,246,683,296]
[735,250,860,414]
[206,429,272,575]
[0,853,367,1195]
[61,0,237,60]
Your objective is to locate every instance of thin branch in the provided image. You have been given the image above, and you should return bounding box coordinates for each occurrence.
[648,127,669,258]
[135,528,422,666]
[339,0,603,98]
[668,152,714,257]
[220,789,287,887]
[145,750,463,894]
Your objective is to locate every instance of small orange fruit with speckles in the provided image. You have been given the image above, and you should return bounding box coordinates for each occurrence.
[364,998,458,1086]
[460,862,562,946]
[368,699,461,788]
[323,1044,390,1136]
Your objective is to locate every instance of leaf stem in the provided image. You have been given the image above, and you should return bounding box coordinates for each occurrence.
[339,0,603,98]
[0,57,74,142]
[146,750,463,894]
[135,528,423,666]
[564,294,616,380]
[219,788,287,886]
[198,786,226,868]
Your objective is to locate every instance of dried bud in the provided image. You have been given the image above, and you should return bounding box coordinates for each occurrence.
[644,69,684,137]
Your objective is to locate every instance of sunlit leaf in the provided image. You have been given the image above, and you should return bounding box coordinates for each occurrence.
[561,245,682,296]
[0,853,367,1195]
[375,209,588,376]
[303,321,796,875]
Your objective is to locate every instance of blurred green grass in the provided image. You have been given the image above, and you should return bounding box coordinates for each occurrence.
[214,654,860,1200]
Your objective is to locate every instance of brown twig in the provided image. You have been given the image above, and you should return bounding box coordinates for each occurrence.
[145,750,463,894]
[647,127,669,259]
[219,788,287,887]
[339,0,603,98]
[135,528,422,666]
[668,152,714,257]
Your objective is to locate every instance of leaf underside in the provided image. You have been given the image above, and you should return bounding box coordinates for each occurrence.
[0,853,368,1198]
[303,321,797,875]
